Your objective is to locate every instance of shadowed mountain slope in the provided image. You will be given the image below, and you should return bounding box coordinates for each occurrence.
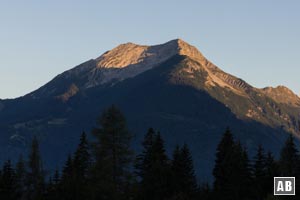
[0,39,299,181]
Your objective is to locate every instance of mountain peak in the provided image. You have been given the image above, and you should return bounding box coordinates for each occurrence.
[41,38,299,110]
[95,42,148,68]
[262,86,300,106]
[24,39,300,137]
[162,38,206,61]
[95,39,204,69]
[164,38,188,47]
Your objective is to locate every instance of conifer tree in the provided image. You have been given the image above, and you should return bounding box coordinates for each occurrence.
[91,105,133,200]
[180,144,198,197]
[171,144,198,199]
[213,128,235,198]
[53,169,60,187]
[253,145,267,199]
[279,135,299,176]
[231,142,253,200]
[26,136,45,200]
[45,177,54,200]
[45,169,61,200]
[74,132,90,177]
[135,128,156,178]
[279,135,300,200]
[264,152,279,197]
[15,155,26,199]
[0,160,18,200]
[213,128,253,200]
[137,132,172,200]
[170,144,182,198]
[60,155,75,200]
[72,132,91,200]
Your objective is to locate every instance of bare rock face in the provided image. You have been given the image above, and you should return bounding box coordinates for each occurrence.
[96,43,149,68]
[84,39,207,87]
[56,84,79,102]
[93,38,253,95]
[96,39,204,69]
[262,86,300,107]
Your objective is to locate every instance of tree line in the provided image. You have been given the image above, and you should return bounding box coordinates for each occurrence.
[0,105,299,200]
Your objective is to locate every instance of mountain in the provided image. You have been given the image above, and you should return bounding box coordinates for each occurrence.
[0,39,299,181]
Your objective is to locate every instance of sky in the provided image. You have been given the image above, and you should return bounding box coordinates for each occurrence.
[0,0,299,99]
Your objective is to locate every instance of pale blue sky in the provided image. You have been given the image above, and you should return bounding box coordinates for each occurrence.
[0,0,299,99]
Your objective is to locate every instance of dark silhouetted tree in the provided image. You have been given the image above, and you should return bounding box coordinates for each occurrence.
[15,155,26,199]
[135,128,156,178]
[264,152,279,197]
[60,155,75,200]
[253,145,268,199]
[213,128,235,199]
[279,135,300,200]
[231,142,253,200]
[72,132,91,200]
[26,136,45,200]
[0,160,18,200]
[137,132,172,200]
[91,105,133,200]
[213,128,253,200]
[74,132,90,178]
[279,135,299,176]
[45,169,61,200]
[171,144,198,199]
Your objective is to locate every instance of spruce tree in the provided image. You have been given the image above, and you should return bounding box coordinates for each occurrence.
[135,128,156,178]
[91,105,133,200]
[53,169,60,187]
[265,152,279,197]
[26,136,45,200]
[231,142,252,200]
[279,135,299,176]
[0,160,18,200]
[170,144,183,198]
[52,169,61,200]
[72,132,91,200]
[213,128,235,198]
[171,144,198,199]
[180,144,198,197]
[213,128,253,200]
[253,145,267,199]
[279,135,300,200]
[73,132,90,178]
[45,169,61,200]
[60,155,75,200]
[15,155,26,199]
[138,132,172,200]
[45,177,54,200]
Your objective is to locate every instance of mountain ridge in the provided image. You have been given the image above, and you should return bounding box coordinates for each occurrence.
[23,39,300,136]
[0,39,299,181]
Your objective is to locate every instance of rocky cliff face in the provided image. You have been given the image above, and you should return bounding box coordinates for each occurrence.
[262,86,300,106]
